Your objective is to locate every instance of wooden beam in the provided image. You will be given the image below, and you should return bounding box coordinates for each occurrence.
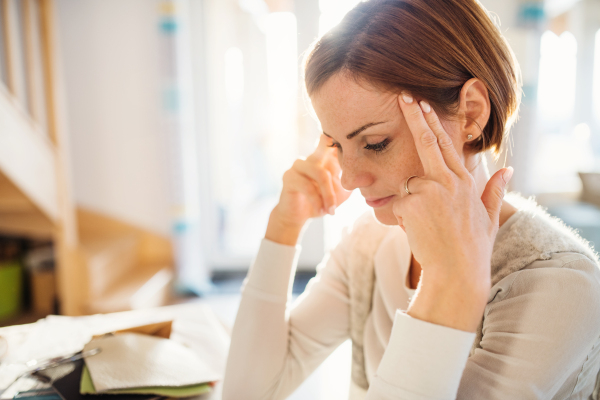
[0,211,54,239]
[39,0,82,315]
[1,0,16,95]
[22,0,39,120]
[39,0,58,145]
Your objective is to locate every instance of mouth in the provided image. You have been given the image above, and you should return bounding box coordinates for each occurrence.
[364,195,395,208]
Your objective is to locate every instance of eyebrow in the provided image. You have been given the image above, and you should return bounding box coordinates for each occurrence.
[323,121,387,140]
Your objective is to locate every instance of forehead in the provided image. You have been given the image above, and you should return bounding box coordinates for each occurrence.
[310,73,399,137]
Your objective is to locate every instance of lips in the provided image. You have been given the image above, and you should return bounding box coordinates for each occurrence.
[364,195,394,208]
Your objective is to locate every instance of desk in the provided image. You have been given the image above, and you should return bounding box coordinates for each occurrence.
[0,303,230,400]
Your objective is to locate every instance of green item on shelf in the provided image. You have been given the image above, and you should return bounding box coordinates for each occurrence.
[0,261,22,321]
[79,365,212,397]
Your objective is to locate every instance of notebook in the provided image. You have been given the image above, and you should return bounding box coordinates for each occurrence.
[82,333,221,392]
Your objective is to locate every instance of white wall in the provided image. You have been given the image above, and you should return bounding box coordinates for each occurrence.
[56,0,172,235]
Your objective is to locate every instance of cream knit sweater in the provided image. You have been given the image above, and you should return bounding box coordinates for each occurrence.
[347,193,600,398]
[223,193,600,399]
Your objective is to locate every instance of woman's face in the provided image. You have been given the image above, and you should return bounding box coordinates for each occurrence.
[311,72,464,225]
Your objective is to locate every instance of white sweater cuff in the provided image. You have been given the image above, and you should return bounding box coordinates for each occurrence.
[242,238,301,303]
[369,310,475,400]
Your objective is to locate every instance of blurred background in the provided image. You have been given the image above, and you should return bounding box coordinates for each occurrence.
[0,0,600,397]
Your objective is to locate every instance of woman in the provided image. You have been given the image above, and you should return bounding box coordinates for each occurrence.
[223,0,600,399]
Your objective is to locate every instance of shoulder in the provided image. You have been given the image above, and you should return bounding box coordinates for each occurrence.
[468,254,600,399]
[490,253,600,325]
[502,193,599,264]
[491,193,600,285]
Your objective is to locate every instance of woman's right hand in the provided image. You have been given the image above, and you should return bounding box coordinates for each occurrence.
[265,134,351,245]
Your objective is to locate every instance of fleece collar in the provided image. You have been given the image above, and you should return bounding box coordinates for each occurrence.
[491,193,599,287]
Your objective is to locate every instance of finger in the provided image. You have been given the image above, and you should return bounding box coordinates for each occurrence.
[293,159,337,214]
[323,151,342,178]
[306,134,335,164]
[322,153,353,205]
[332,171,352,205]
[392,196,408,229]
[398,92,448,179]
[400,175,426,199]
[418,100,469,178]
[481,167,513,228]
[285,170,326,214]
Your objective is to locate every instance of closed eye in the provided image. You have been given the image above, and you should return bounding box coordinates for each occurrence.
[364,138,390,154]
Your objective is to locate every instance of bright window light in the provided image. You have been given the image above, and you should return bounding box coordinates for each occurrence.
[537,31,578,128]
[319,0,361,36]
[532,122,595,193]
[225,47,244,106]
[217,12,300,259]
[264,12,299,179]
[593,29,600,124]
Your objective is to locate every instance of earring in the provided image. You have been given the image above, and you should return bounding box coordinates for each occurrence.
[467,134,473,140]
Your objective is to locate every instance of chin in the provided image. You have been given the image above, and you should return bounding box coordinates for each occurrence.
[372,207,399,226]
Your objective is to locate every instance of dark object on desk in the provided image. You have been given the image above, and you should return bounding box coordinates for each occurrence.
[49,360,159,400]
[580,172,600,208]
[14,388,61,400]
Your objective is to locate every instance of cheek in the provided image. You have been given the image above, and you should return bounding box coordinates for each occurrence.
[382,138,423,187]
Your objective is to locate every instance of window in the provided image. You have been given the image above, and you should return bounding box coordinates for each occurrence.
[593,29,600,124]
[537,31,577,130]
[531,30,593,193]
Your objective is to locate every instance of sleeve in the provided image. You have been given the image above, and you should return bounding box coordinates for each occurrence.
[366,312,476,400]
[222,235,352,400]
[366,256,600,400]
[456,257,600,399]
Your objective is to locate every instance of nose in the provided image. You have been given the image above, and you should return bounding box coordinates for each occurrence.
[340,156,374,191]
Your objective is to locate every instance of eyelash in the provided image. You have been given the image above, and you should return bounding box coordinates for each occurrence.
[364,138,391,154]
[328,139,391,155]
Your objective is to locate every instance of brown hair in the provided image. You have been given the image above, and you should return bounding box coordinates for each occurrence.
[304,0,522,157]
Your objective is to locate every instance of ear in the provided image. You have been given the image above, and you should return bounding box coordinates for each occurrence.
[458,78,490,143]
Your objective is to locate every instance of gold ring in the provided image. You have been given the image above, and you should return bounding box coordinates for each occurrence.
[404,175,418,195]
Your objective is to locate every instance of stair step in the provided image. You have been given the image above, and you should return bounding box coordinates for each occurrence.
[80,234,139,298]
[87,265,174,314]
[0,90,59,222]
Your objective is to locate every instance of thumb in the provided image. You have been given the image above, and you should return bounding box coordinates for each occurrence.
[481,167,513,227]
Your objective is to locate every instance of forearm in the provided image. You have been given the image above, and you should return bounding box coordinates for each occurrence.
[407,269,489,333]
[264,207,305,246]
[367,310,476,400]
[365,268,485,399]
[222,239,300,400]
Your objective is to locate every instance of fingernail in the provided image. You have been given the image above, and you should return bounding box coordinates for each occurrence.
[419,101,431,113]
[320,208,327,216]
[502,166,514,184]
[401,92,413,104]
[329,206,336,215]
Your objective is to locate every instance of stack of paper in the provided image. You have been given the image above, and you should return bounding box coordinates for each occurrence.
[81,333,221,398]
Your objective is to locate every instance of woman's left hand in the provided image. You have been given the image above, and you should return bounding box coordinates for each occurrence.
[392,92,513,332]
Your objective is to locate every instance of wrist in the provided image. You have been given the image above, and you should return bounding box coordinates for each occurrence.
[407,269,489,332]
[265,207,305,246]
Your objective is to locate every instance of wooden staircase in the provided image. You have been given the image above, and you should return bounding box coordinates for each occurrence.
[77,208,174,314]
[0,0,174,316]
